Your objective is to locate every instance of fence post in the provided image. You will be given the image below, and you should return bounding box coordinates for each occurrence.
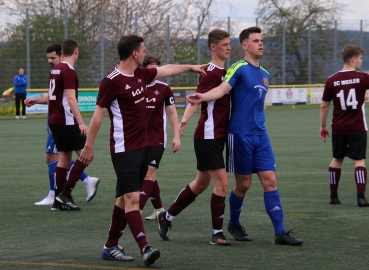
[334,20,337,71]
[100,11,105,80]
[227,16,230,68]
[197,16,201,65]
[166,15,170,85]
[26,8,30,88]
[282,19,286,85]
[308,19,311,84]
[255,17,258,27]
[135,13,138,35]
[64,10,68,38]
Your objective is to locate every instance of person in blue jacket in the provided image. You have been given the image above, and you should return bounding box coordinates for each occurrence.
[14,67,28,119]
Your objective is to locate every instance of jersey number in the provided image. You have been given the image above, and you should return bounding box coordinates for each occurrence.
[336,88,358,110]
[49,79,56,100]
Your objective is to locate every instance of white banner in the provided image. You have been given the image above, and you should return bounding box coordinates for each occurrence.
[272,88,307,105]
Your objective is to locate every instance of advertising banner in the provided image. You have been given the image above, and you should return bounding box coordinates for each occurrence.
[25,92,48,114]
[78,92,98,112]
[272,88,307,105]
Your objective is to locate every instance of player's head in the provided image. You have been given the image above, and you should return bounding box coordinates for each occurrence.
[117,35,145,66]
[18,68,24,75]
[46,44,62,68]
[239,26,263,59]
[342,45,364,70]
[208,29,231,60]
[143,55,160,68]
[62,38,78,58]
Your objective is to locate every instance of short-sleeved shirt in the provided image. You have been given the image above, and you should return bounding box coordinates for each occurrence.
[194,63,229,139]
[97,67,157,153]
[48,62,79,125]
[322,70,369,134]
[224,59,270,135]
[145,80,175,148]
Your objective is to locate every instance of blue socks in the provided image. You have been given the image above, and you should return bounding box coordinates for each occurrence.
[264,189,286,236]
[69,160,88,181]
[47,160,58,191]
[229,191,244,227]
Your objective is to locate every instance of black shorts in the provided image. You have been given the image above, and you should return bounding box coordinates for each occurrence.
[194,138,225,171]
[49,124,86,152]
[332,132,367,160]
[148,146,165,169]
[111,147,149,197]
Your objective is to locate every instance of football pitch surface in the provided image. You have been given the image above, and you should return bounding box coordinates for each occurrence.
[1,106,369,269]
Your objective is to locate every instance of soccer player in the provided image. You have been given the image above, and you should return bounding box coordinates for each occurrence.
[25,44,100,207]
[156,29,234,246]
[47,38,91,211]
[139,55,180,220]
[187,26,303,246]
[79,35,206,266]
[320,45,369,207]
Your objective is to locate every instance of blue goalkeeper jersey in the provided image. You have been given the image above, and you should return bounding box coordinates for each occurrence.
[224,59,270,135]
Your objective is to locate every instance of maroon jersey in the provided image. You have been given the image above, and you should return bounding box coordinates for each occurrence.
[194,63,230,139]
[97,67,157,153]
[146,80,175,148]
[322,70,369,134]
[48,62,79,125]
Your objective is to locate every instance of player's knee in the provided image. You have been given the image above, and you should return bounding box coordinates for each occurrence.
[214,181,228,196]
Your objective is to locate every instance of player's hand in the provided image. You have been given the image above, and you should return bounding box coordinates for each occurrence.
[24,98,35,107]
[179,120,187,135]
[190,64,207,77]
[320,127,330,142]
[172,137,181,153]
[80,146,94,166]
[187,93,202,106]
[79,123,88,136]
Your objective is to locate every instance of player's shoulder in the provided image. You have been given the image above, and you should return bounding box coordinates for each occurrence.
[228,59,249,71]
[105,68,121,80]
[206,63,225,72]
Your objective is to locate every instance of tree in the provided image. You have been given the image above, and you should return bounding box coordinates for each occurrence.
[256,0,345,84]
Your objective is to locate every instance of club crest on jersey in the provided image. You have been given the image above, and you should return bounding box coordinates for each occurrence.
[138,79,142,83]
[132,87,144,96]
[154,90,159,95]
[263,78,269,86]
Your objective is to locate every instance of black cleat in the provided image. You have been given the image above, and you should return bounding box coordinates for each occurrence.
[142,245,160,266]
[357,193,369,207]
[275,230,303,246]
[51,199,74,211]
[56,192,81,210]
[156,211,171,241]
[227,222,252,241]
[330,193,341,204]
[210,232,231,246]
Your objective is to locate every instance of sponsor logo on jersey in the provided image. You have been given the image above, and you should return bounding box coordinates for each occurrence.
[132,87,144,96]
[51,70,60,74]
[146,98,156,103]
[125,84,131,90]
[263,77,269,86]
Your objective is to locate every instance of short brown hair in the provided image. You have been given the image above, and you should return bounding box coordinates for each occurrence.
[143,54,160,67]
[62,38,78,57]
[117,35,144,61]
[207,29,230,49]
[239,27,261,44]
[342,45,364,63]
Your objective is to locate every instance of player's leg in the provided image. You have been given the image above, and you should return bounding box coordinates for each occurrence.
[20,93,26,118]
[145,179,164,220]
[328,158,344,204]
[35,132,58,206]
[68,159,100,202]
[347,132,369,207]
[226,133,253,241]
[209,168,231,245]
[15,93,20,119]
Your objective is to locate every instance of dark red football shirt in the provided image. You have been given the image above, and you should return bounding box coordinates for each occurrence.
[322,70,369,134]
[97,67,157,153]
[194,63,230,139]
[145,80,175,148]
[48,62,79,125]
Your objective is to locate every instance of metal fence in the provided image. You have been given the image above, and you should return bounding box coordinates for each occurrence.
[1,9,369,90]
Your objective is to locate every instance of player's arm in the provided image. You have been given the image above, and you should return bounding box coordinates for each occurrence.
[187,81,232,105]
[320,100,331,142]
[25,95,48,106]
[179,103,199,135]
[80,105,107,165]
[65,89,88,135]
[166,104,181,153]
[155,64,207,79]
